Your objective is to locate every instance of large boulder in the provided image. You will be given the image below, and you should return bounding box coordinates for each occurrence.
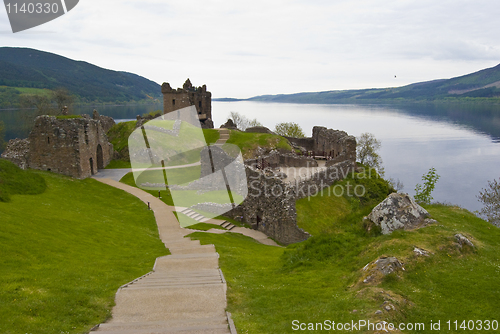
[366,193,433,234]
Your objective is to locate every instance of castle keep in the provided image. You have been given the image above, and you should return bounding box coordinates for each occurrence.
[2,112,114,179]
[161,79,213,128]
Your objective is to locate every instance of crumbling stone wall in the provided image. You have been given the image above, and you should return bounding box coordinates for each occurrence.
[286,126,356,164]
[162,79,213,128]
[226,159,356,245]
[1,138,30,169]
[245,150,318,169]
[2,115,114,179]
[92,109,115,133]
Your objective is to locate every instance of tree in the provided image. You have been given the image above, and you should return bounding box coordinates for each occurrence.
[227,111,261,131]
[19,94,53,115]
[477,178,500,227]
[51,88,75,113]
[414,167,440,204]
[274,122,305,138]
[248,118,263,128]
[356,132,384,176]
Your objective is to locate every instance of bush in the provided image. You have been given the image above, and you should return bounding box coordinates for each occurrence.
[477,178,500,227]
[356,132,384,176]
[414,167,440,204]
[274,122,305,138]
[227,111,261,130]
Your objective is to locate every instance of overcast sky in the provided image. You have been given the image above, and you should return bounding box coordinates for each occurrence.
[1,0,500,98]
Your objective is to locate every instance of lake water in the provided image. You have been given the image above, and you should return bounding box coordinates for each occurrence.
[1,101,499,212]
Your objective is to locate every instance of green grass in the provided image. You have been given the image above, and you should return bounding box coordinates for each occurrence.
[120,170,243,209]
[0,159,47,202]
[185,223,226,231]
[203,128,220,145]
[226,130,293,159]
[105,160,132,169]
[0,161,167,334]
[106,121,136,164]
[55,115,83,120]
[188,168,500,333]
[12,87,53,96]
[107,121,220,168]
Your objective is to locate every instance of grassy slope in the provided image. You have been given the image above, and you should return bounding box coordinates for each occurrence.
[106,121,220,169]
[226,130,293,159]
[189,171,500,333]
[0,160,167,334]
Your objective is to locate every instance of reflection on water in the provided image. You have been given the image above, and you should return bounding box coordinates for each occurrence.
[211,102,500,212]
[1,101,499,212]
[0,103,162,141]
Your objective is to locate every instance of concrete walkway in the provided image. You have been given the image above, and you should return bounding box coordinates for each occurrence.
[91,178,236,334]
[91,128,281,332]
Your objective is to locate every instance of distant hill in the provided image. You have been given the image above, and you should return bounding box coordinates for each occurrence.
[0,47,161,104]
[236,63,500,103]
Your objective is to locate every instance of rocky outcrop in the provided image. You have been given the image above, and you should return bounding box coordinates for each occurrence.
[366,193,435,234]
[455,233,474,248]
[220,119,237,130]
[362,256,404,283]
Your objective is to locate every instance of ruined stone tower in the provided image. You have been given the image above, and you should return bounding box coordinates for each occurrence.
[28,115,114,179]
[1,114,114,179]
[161,79,213,128]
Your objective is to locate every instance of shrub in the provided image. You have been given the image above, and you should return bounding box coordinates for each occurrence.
[274,122,305,138]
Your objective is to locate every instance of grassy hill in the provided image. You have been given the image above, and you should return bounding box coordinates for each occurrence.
[188,168,500,333]
[0,47,161,105]
[241,63,500,103]
[0,159,167,334]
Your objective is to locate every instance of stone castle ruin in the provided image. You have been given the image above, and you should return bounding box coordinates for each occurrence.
[208,126,357,245]
[162,79,214,129]
[1,111,114,179]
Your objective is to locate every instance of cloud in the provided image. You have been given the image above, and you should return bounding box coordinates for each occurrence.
[1,0,500,97]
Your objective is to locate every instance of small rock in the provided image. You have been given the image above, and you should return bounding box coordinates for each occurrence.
[375,257,403,275]
[375,310,383,314]
[455,233,474,248]
[413,247,430,256]
[384,304,395,311]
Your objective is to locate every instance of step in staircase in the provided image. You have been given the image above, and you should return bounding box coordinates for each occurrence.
[179,208,236,230]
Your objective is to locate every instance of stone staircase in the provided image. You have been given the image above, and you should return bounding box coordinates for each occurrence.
[214,129,230,146]
[178,208,236,231]
[91,179,236,334]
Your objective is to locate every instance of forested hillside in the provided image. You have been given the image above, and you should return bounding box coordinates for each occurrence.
[0,47,161,106]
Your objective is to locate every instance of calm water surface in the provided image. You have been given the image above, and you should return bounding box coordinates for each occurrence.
[211,102,500,212]
[1,101,499,212]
